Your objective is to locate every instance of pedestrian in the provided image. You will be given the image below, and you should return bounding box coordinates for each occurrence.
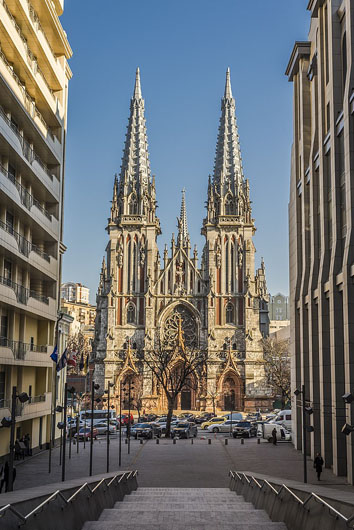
[0,461,16,492]
[314,453,324,481]
[272,427,277,445]
[24,433,31,456]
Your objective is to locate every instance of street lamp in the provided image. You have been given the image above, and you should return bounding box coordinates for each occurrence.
[89,381,100,476]
[294,385,313,484]
[2,387,30,491]
[104,382,114,473]
[123,378,134,455]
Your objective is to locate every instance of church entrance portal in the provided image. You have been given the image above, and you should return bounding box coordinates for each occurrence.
[181,390,192,410]
[221,375,242,411]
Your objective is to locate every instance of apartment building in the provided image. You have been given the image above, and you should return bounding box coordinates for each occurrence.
[0,0,72,457]
[61,281,90,305]
[287,0,354,482]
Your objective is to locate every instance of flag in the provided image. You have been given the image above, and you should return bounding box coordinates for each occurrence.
[79,352,84,372]
[67,350,77,367]
[56,349,67,372]
[50,345,58,363]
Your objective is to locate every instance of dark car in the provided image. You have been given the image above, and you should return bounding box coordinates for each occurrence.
[195,413,215,424]
[171,421,198,439]
[131,423,161,439]
[232,421,257,438]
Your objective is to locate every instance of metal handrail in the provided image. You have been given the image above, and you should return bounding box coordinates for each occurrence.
[0,471,137,523]
[230,471,354,528]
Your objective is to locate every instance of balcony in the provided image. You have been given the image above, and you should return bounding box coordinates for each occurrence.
[0,160,53,221]
[0,335,47,361]
[18,391,51,419]
[0,219,51,262]
[0,274,49,305]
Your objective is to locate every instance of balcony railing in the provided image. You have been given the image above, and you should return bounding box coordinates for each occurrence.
[0,336,48,361]
[0,218,51,262]
[0,275,50,305]
[1,0,55,99]
[0,162,52,220]
[0,106,55,182]
[0,45,54,140]
[26,0,58,65]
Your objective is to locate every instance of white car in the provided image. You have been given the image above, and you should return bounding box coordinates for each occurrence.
[207,420,240,433]
[94,421,117,435]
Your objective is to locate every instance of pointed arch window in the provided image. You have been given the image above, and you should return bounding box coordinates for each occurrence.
[226,302,234,324]
[225,195,234,215]
[129,195,138,215]
[127,303,136,324]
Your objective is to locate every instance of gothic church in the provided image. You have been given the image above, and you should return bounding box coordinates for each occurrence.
[93,68,272,412]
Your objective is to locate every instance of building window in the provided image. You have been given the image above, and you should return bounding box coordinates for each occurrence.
[1,315,8,339]
[226,303,234,324]
[225,195,234,215]
[3,260,12,282]
[127,303,136,324]
[341,31,347,97]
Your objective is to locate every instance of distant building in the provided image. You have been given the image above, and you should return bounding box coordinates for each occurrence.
[269,321,290,342]
[61,282,90,304]
[269,293,289,320]
[60,300,96,335]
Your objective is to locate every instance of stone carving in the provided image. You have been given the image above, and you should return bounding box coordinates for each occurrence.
[117,243,123,268]
[140,245,146,267]
[215,243,221,268]
[163,305,197,348]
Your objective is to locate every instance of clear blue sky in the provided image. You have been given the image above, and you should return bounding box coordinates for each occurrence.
[61,0,310,304]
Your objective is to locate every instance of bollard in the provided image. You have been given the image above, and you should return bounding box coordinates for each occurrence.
[257,438,260,445]
[241,438,244,445]
[225,438,228,445]
[191,438,193,445]
[173,438,176,444]
[140,439,143,445]
[125,439,128,445]
[208,438,211,445]
[156,438,159,444]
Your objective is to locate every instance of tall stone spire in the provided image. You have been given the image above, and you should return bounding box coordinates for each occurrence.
[213,67,243,192]
[120,67,150,186]
[177,188,190,248]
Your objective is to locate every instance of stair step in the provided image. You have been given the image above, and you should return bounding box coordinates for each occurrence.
[114,503,256,510]
[99,509,271,521]
[83,523,287,530]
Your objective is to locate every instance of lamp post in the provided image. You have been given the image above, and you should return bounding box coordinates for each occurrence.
[104,382,114,473]
[4,387,30,491]
[89,381,100,476]
[294,385,313,484]
[62,384,75,482]
[119,383,122,467]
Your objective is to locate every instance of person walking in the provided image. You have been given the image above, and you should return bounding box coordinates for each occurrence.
[272,427,277,445]
[314,453,324,481]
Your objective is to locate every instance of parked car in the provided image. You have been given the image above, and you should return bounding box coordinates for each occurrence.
[268,410,292,431]
[74,427,98,441]
[119,414,134,426]
[159,420,178,435]
[222,412,243,421]
[131,423,155,439]
[171,422,198,439]
[232,421,257,438]
[257,422,292,442]
[207,419,240,433]
[195,413,215,424]
[201,417,227,430]
[94,421,117,435]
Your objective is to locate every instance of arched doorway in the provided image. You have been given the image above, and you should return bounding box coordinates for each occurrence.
[220,373,243,411]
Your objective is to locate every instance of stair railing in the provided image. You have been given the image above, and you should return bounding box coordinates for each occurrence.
[229,471,354,528]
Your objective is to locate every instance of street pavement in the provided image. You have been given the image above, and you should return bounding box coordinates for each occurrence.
[8,433,354,492]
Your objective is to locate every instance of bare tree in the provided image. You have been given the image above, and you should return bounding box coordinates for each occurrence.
[262,337,290,409]
[207,380,220,416]
[131,378,144,419]
[144,317,205,437]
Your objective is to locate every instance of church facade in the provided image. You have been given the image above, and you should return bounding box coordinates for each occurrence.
[92,68,273,412]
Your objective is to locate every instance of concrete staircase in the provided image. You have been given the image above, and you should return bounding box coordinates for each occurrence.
[82,487,288,530]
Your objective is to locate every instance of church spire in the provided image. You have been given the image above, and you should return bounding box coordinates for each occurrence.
[177,188,190,248]
[119,67,151,186]
[213,67,243,191]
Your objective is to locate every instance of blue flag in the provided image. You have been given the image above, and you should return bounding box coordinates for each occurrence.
[50,345,58,363]
[56,349,67,372]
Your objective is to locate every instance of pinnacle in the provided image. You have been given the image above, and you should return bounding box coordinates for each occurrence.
[178,188,189,247]
[133,66,142,100]
[224,67,233,99]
